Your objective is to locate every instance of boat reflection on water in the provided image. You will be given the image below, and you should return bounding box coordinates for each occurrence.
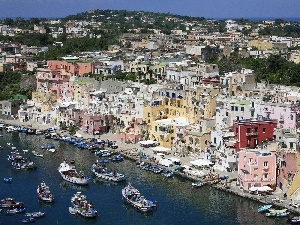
[59,180,90,192]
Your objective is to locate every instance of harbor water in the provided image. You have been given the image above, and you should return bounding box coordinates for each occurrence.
[0,130,289,225]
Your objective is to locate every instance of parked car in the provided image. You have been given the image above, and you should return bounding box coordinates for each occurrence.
[111,144,118,149]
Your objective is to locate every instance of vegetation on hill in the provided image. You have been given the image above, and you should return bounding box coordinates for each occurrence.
[0,71,34,100]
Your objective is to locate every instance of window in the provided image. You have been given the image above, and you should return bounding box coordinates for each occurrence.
[263,128,266,133]
[226,111,228,116]
[263,173,268,179]
[247,128,251,133]
[241,107,244,112]
[148,113,150,117]
[231,106,234,111]
[263,161,268,167]
[214,137,216,144]
[252,102,254,107]
[236,127,238,134]
[235,106,238,111]
[291,114,294,120]
[290,142,294,148]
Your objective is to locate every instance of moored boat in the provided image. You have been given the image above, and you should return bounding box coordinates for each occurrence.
[192,181,204,188]
[266,208,287,217]
[25,211,45,218]
[37,182,54,203]
[90,160,126,182]
[6,207,26,215]
[58,161,89,185]
[70,192,97,218]
[290,216,300,224]
[122,184,156,212]
[258,204,272,213]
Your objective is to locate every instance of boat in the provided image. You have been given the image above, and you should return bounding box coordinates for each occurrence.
[25,211,45,218]
[7,151,37,170]
[21,217,35,223]
[32,151,43,158]
[90,161,126,182]
[111,154,123,162]
[70,192,98,218]
[192,181,204,188]
[122,184,156,212]
[277,211,290,217]
[266,208,287,217]
[6,207,26,215]
[291,217,300,224]
[3,177,12,183]
[0,198,24,208]
[258,204,272,213]
[58,161,89,185]
[37,182,54,203]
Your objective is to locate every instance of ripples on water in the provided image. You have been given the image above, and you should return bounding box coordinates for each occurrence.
[0,131,288,225]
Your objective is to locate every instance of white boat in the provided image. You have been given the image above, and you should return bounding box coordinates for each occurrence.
[32,151,43,158]
[70,192,97,218]
[58,161,89,185]
[48,148,56,153]
[122,184,156,212]
[25,211,45,218]
[37,182,54,203]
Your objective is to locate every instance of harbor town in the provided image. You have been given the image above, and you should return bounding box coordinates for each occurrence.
[0,8,300,224]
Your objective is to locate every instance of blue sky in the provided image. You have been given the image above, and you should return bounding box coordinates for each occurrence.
[1,0,299,19]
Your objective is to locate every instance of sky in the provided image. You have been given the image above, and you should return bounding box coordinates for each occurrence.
[1,0,300,20]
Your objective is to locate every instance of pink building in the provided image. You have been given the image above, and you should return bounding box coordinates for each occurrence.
[36,68,70,99]
[116,118,142,143]
[238,149,276,192]
[82,114,113,135]
[277,149,298,190]
[47,60,93,76]
[261,104,297,129]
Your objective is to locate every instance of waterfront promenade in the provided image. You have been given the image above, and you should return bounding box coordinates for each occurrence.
[2,119,300,216]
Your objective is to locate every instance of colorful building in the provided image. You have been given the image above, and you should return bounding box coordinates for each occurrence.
[238,149,276,191]
[233,117,277,151]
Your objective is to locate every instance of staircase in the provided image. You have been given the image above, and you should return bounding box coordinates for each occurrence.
[288,170,300,198]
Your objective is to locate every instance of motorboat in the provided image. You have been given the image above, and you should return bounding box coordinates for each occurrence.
[7,151,37,170]
[6,207,26,215]
[32,151,43,158]
[25,211,45,218]
[192,181,204,188]
[90,161,126,182]
[58,161,89,185]
[3,177,12,183]
[122,184,156,212]
[266,208,287,217]
[258,204,272,213]
[37,182,54,203]
[70,192,98,218]
[21,217,35,223]
[111,154,123,162]
[290,217,300,224]
[277,211,290,217]
[0,198,24,208]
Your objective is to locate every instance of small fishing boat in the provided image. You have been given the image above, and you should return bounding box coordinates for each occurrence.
[32,151,43,158]
[192,181,204,188]
[0,198,24,208]
[6,207,26,215]
[71,192,98,218]
[90,161,126,182]
[21,217,35,223]
[3,177,12,183]
[277,211,290,217]
[23,149,29,153]
[58,161,89,185]
[266,208,287,217]
[258,204,272,213]
[122,184,156,212]
[291,217,300,224]
[25,211,45,218]
[37,182,54,203]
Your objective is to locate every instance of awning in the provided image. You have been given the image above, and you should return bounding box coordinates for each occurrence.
[152,146,171,152]
[249,186,272,192]
[190,159,213,167]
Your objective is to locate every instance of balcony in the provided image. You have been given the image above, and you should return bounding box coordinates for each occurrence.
[263,165,269,170]
[246,132,258,136]
[261,178,274,182]
[250,107,255,111]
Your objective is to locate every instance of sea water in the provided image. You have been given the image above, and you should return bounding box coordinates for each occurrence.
[0,130,288,225]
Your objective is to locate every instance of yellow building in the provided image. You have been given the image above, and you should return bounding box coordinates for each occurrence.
[248,39,273,51]
[185,131,211,155]
[32,91,57,104]
[143,97,188,148]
